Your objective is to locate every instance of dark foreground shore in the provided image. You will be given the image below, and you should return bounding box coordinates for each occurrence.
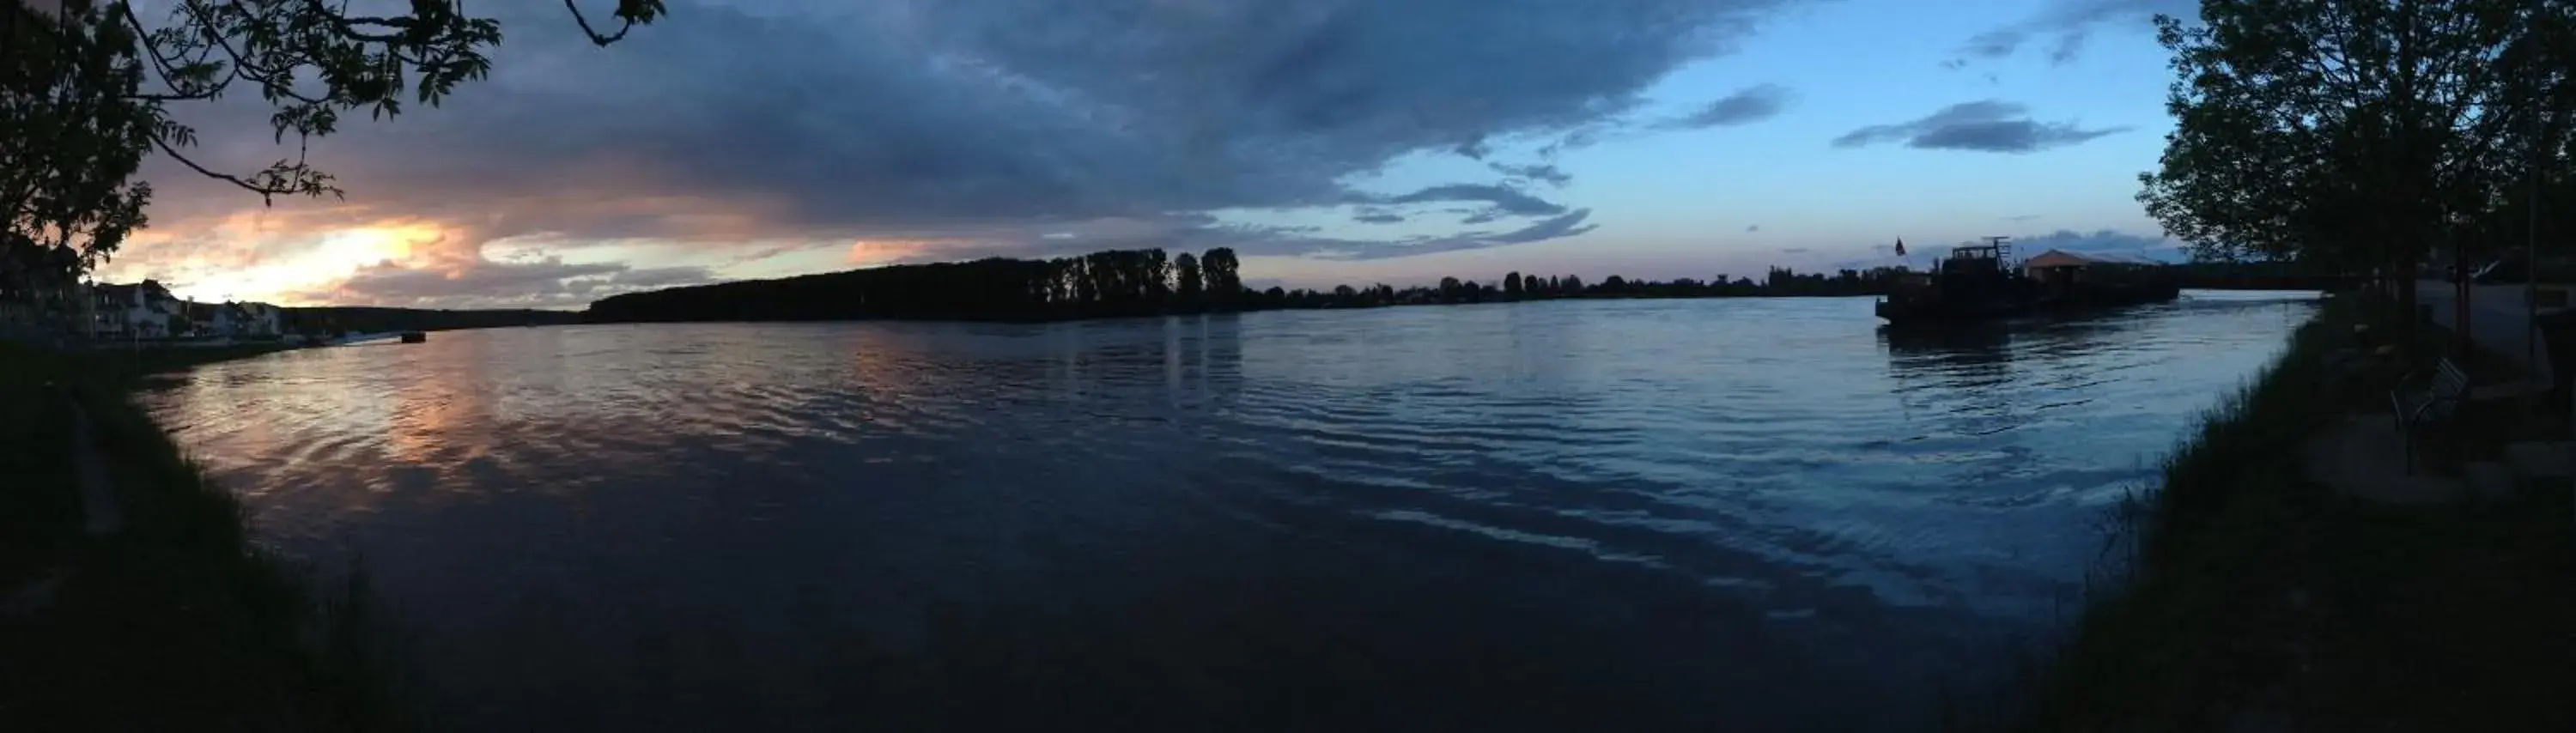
[2020,294,2573,731]
[1,343,405,731]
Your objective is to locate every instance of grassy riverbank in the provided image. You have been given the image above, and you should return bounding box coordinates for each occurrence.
[2020,296,2574,731]
[1,343,405,731]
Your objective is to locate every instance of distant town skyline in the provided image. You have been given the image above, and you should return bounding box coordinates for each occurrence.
[102,0,2195,309]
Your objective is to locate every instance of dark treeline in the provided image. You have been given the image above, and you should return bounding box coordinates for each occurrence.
[2166,260,2359,291]
[282,306,580,336]
[580,247,1935,324]
[1251,264,1907,311]
[587,248,1240,323]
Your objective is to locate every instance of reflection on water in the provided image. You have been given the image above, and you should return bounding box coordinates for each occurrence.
[140,293,2318,730]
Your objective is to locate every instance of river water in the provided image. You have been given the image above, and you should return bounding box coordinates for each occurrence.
[141,292,2315,731]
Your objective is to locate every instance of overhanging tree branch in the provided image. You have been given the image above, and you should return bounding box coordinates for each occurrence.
[5,0,665,279]
[563,0,635,47]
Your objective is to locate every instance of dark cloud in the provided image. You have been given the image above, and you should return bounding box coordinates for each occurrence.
[1832,100,2128,153]
[1535,125,1613,158]
[850,208,1601,264]
[1491,162,1573,187]
[1353,210,1406,225]
[2004,214,2044,222]
[1376,184,1568,217]
[1777,247,1809,254]
[1327,210,1601,260]
[1745,224,1761,233]
[2012,228,2186,262]
[1499,83,1791,156]
[1455,138,1495,161]
[1663,84,1793,129]
[1957,31,2024,64]
[137,0,1812,280]
[1945,0,2194,68]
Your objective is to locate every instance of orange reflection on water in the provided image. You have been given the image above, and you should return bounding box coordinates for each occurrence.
[381,334,496,468]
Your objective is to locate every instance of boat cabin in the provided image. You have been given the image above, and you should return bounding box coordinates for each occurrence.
[1937,237,2015,276]
[2021,249,2161,286]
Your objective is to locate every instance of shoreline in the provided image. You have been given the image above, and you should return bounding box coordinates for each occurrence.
[2017,294,2573,730]
[579,287,2326,328]
[0,343,405,731]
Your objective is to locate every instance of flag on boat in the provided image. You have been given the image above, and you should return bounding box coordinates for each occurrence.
[1893,238,1906,257]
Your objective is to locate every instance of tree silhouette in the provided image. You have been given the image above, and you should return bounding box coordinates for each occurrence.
[1143,249,1172,304]
[1200,247,1242,310]
[2136,0,2573,325]
[4,1,153,277]
[1173,252,1204,310]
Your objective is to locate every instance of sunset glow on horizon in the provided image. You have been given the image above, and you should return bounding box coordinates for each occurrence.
[114,0,2196,311]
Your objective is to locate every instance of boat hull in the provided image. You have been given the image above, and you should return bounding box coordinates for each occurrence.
[1876,283,2178,325]
[1874,298,2029,326]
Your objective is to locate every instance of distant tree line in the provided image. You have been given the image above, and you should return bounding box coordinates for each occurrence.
[2164,261,2359,291]
[586,248,1242,323]
[1244,265,1911,312]
[582,248,1932,324]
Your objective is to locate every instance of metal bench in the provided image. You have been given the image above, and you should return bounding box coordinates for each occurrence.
[2391,357,2470,473]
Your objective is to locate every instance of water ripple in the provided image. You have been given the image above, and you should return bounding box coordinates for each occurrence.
[135,292,2318,730]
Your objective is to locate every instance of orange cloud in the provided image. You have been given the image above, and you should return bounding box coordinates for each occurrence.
[843,239,948,265]
[100,172,826,306]
[100,209,487,303]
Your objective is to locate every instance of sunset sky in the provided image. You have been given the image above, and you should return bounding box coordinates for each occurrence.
[102,0,2196,310]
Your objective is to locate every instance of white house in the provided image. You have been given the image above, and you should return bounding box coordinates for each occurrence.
[212,301,282,337]
[92,280,183,338]
[86,280,289,340]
